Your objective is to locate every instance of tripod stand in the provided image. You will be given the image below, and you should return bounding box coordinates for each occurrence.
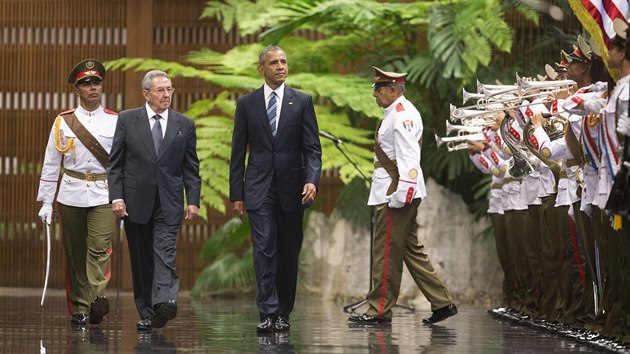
[318,131,414,314]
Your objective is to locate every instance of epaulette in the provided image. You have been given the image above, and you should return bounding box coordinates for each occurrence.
[58,108,75,116]
[104,108,118,115]
[396,103,405,112]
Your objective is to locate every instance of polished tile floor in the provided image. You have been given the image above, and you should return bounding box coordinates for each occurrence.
[0,288,614,353]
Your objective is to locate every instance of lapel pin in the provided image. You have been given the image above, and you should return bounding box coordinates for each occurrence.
[289,101,293,105]
[177,131,182,136]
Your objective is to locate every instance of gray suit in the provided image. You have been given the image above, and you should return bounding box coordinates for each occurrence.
[108,106,200,319]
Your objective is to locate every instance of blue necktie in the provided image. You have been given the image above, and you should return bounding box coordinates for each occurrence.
[267,92,277,137]
[151,115,163,153]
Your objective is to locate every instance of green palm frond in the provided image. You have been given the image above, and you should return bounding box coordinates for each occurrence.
[142,0,538,296]
[199,217,252,261]
[200,0,279,35]
[192,216,255,297]
[191,249,255,297]
[184,45,263,76]
[335,176,370,228]
[507,0,540,25]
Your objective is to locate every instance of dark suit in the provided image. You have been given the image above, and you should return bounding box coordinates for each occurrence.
[108,106,200,319]
[230,85,322,319]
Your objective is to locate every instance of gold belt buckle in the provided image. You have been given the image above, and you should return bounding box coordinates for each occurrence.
[85,170,95,182]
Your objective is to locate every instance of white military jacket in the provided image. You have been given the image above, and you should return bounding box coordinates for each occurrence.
[37,105,118,207]
[368,95,427,207]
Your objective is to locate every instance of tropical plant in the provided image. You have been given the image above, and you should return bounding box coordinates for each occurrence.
[106,0,562,295]
[191,217,255,296]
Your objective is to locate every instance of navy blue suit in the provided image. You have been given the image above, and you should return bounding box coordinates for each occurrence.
[230,85,322,318]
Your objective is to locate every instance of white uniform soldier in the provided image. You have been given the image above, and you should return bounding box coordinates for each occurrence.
[37,59,118,327]
[348,67,457,325]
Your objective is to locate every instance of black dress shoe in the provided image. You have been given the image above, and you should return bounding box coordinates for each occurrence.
[71,314,88,326]
[152,300,177,328]
[274,316,290,332]
[257,316,275,334]
[422,304,458,324]
[137,317,152,332]
[89,296,109,325]
[347,313,391,324]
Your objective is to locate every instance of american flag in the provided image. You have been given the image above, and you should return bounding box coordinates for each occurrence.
[569,0,628,62]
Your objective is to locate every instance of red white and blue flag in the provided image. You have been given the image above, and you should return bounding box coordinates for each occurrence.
[569,0,628,64]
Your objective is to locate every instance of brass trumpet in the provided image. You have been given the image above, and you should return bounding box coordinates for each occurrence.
[516,73,575,92]
[450,95,560,122]
[477,80,517,94]
[435,132,485,152]
[462,87,485,104]
[445,120,484,135]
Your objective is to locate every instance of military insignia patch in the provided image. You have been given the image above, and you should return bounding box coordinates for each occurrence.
[409,169,418,179]
[402,120,413,132]
[541,147,551,158]
[491,167,500,176]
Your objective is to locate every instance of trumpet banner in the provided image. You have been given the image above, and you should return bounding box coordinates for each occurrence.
[569,0,628,74]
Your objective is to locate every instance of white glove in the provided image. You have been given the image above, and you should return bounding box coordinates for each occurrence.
[387,195,406,209]
[583,98,605,114]
[38,203,53,224]
[592,81,608,93]
[618,117,630,137]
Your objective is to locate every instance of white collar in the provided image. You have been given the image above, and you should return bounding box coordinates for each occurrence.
[145,103,169,120]
[76,105,103,116]
[264,83,285,100]
[384,95,405,114]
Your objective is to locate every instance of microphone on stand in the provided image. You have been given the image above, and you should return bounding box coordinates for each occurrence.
[319,130,343,144]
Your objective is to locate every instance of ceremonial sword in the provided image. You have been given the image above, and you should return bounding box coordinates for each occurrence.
[40,222,51,306]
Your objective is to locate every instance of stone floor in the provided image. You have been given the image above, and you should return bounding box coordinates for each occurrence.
[0,288,618,353]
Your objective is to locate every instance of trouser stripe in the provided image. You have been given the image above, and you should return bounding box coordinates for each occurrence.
[378,208,392,317]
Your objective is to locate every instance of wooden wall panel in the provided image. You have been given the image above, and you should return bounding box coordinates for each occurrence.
[0,0,343,292]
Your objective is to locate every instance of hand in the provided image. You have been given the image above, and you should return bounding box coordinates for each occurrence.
[492,111,505,131]
[468,140,486,154]
[617,117,630,137]
[387,196,405,209]
[38,203,53,224]
[112,200,128,218]
[301,183,317,204]
[233,200,245,221]
[184,205,199,220]
[530,112,545,129]
[584,99,605,114]
[555,89,570,100]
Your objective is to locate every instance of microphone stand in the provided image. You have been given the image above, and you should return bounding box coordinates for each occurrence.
[324,136,414,314]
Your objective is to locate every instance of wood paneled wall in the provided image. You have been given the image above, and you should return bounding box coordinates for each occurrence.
[0,0,342,292]
[0,1,580,292]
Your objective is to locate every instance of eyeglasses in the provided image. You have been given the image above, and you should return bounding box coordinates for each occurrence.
[150,87,175,95]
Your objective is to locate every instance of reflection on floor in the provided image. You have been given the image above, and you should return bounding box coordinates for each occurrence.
[0,288,612,353]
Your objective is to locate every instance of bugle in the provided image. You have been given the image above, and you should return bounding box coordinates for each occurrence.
[462,87,485,104]
[516,73,575,92]
[477,79,517,94]
[445,120,484,135]
[435,132,485,152]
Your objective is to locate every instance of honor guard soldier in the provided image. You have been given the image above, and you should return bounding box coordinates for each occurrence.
[37,59,118,327]
[348,67,457,325]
